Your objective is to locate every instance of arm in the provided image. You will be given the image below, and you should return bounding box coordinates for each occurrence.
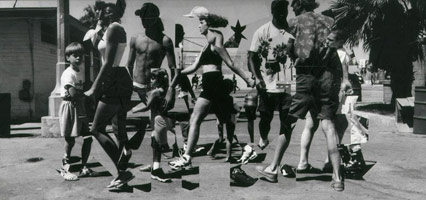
[85,24,124,97]
[180,45,208,75]
[132,89,161,113]
[164,36,179,88]
[211,34,254,87]
[126,36,137,78]
[340,52,352,93]
[248,51,265,89]
[66,86,85,99]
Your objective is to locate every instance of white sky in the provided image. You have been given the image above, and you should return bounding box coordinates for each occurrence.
[0,0,368,60]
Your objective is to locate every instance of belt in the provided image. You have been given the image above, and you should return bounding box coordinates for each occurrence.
[133,82,151,89]
[295,66,326,75]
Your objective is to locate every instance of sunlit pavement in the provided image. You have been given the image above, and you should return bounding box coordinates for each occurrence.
[1,89,426,199]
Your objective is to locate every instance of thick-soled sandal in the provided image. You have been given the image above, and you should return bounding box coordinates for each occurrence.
[107,171,135,189]
[296,164,322,174]
[331,179,345,192]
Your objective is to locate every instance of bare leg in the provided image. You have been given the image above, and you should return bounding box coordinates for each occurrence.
[183,95,190,111]
[216,119,224,141]
[81,136,93,166]
[324,114,347,164]
[225,120,236,160]
[259,111,273,146]
[184,98,211,158]
[298,112,320,169]
[91,102,122,171]
[64,137,75,159]
[321,119,342,182]
[267,116,298,172]
[152,116,169,170]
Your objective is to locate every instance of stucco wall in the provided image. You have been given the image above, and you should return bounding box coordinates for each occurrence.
[0,19,56,120]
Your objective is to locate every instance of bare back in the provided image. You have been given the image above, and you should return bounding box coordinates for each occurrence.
[129,33,168,85]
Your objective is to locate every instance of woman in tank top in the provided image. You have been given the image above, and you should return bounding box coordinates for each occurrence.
[83,1,134,189]
[168,8,255,170]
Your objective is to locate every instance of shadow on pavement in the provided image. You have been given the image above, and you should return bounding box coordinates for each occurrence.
[132,183,152,192]
[296,175,332,182]
[109,184,134,193]
[182,180,199,190]
[345,160,377,180]
[7,133,38,138]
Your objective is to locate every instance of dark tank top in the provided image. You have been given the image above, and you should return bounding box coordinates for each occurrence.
[151,88,167,116]
[200,44,222,66]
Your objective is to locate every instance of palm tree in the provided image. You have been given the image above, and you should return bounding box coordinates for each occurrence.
[79,0,105,29]
[79,4,97,29]
[329,0,426,104]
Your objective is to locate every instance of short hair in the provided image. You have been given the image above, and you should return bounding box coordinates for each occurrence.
[135,2,160,18]
[151,68,169,89]
[291,0,319,12]
[199,14,228,28]
[65,42,84,57]
[271,0,289,14]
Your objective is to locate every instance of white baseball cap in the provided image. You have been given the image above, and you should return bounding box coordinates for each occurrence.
[184,6,209,18]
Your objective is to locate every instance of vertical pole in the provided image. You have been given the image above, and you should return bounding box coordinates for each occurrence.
[48,0,69,117]
[42,0,70,137]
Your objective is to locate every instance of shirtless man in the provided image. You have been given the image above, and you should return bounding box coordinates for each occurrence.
[127,3,178,105]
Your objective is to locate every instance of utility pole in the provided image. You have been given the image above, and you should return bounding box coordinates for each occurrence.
[41,0,69,137]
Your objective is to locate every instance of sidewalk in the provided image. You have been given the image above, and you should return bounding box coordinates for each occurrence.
[2,88,426,199]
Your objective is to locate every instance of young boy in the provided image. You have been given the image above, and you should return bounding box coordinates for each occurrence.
[58,42,96,180]
[132,68,173,183]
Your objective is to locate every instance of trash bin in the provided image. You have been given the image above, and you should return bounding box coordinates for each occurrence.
[414,86,426,134]
[382,80,392,104]
[0,93,11,137]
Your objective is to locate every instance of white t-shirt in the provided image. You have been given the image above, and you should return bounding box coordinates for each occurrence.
[249,22,294,93]
[60,66,84,97]
[337,49,350,66]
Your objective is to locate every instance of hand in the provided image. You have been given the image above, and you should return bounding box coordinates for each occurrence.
[340,80,353,95]
[84,89,95,97]
[246,78,255,88]
[255,80,266,92]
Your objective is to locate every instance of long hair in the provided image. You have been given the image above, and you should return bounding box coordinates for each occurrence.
[199,14,228,28]
[151,68,169,91]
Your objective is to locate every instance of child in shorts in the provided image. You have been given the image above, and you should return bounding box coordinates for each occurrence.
[132,68,173,182]
[58,42,96,180]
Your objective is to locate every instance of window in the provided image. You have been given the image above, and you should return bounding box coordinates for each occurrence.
[41,22,56,45]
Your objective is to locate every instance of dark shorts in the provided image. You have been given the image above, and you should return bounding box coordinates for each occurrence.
[244,105,257,120]
[178,75,192,92]
[289,67,341,120]
[200,71,233,123]
[258,92,292,115]
[99,67,132,106]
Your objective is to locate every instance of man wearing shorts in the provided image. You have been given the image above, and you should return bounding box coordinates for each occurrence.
[127,3,178,105]
[256,0,346,191]
[248,0,294,152]
[127,3,178,132]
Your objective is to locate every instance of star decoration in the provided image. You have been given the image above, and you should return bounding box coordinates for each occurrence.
[231,20,246,41]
